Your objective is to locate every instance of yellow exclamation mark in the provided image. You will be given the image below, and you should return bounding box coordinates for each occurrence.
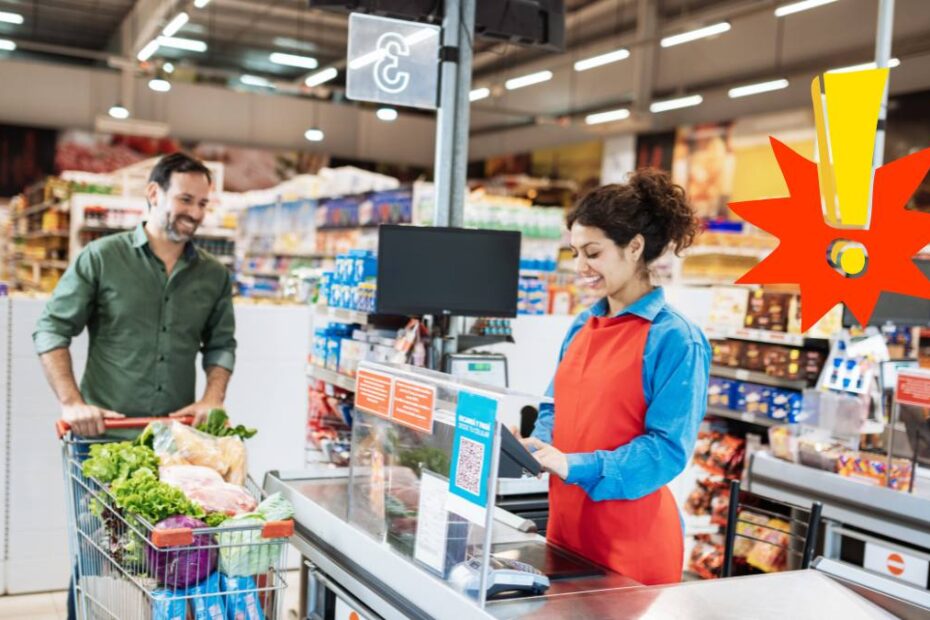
[812,68,889,277]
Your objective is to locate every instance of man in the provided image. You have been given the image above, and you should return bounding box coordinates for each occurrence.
[34,152,236,436]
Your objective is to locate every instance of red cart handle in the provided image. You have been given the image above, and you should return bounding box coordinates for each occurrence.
[56,415,194,439]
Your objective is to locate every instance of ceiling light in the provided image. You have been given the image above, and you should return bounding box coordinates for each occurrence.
[376,108,398,122]
[305,67,338,87]
[193,0,211,7]
[650,94,703,113]
[274,37,316,52]
[304,128,325,142]
[0,11,23,25]
[148,78,172,92]
[574,48,630,72]
[829,57,900,73]
[158,36,207,52]
[270,52,318,70]
[505,70,553,91]
[0,39,14,51]
[585,108,631,125]
[469,87,490,102]
[137,39,159,61]
[240,74,272,87]
[163,62,175,73]
[162,12,189,37]
[108,105,130,120]
[774,0,839,17]
[728,78,790,98]
[661,22,731,48]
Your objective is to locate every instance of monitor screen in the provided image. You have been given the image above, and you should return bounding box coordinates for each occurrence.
[842,259,930,327]
[376,225,521,317]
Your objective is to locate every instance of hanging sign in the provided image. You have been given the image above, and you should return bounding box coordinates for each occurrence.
[346,12,440,110]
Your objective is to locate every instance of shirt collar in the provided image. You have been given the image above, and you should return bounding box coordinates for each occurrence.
[133,223,198,261]
[591,286,666,321]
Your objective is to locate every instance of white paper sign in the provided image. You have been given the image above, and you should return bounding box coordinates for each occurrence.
[413,470,450,574]
[863,541,929,587]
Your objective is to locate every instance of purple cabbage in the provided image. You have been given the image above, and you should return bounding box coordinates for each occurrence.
[146,515,217,589]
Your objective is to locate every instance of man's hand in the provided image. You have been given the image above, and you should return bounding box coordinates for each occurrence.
[523,437,569,480]
[62,402,125,437]
[170,400,222,427]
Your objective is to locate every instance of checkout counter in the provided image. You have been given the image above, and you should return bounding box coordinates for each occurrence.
[268,362,930,619]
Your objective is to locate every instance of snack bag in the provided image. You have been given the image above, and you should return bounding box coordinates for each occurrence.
[220,574,266,620]
[218,436,248,486]
[191,572,226,620]
[152,589,187,620]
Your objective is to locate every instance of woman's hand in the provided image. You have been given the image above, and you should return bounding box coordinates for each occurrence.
[523,437,569,480]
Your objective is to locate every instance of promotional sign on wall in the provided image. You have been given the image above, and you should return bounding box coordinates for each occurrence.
[346,13,440,110]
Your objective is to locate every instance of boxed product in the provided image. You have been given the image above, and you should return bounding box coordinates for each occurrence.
[711,339,744,368]
[744,291,791,332]
[836,451,913,491]
[740,343,767,372]
[797,438,845,471]
[768,389,803,423]
[736,383,771,417]
[708,377,737,409]
[338,339,371,377]
[762,346,793,378]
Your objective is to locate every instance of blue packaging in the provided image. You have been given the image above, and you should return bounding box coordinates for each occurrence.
[318,272,332,306]
[769,389,803,423]
[352,251,378,284]
[326,336,342,372]
[735,382,772,417]
[152,589,187,620]
[190,572,226,620]
[708,378,736,409]
[220,574,265,620]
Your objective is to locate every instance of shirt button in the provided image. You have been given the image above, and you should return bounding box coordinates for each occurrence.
[156,385,163,392]
[164,296,169,302]
[161,326,167,332]
[158,355,165,362]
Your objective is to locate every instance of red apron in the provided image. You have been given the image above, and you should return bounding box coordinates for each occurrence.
[548,314,683,585]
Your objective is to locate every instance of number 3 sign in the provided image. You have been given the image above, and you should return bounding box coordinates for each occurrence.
[347,13,441,110]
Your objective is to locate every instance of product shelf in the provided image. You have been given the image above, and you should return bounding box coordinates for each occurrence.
[12,200,62,220]
[314,305,370,326]
[307,364,356,392]
[21,230,69,240]
[710,365,808,391]
[706,404,780,427]
[20,258,69,270]
[704,325,831,347]
[240,270,284,279]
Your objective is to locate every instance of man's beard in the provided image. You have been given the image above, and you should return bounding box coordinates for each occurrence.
[165,214,198,243]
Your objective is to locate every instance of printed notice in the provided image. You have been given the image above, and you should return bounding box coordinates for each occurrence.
[896,369,930,408]
[355,369,393,418]
[446,391,497,525]
[391,379,436,433]
[413,471,450,575]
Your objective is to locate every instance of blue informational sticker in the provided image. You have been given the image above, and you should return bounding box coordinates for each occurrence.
[447,391,497,525]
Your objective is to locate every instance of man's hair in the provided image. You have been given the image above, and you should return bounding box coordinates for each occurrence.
[148,152,212,192]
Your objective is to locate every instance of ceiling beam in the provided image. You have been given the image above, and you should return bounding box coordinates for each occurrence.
[109,0,176,57]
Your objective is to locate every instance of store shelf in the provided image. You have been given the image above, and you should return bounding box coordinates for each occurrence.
[20,258,69,270]
[706,405,780,427]
[710,365,808,391]
[314,305,370,325]
[685,246,773,260]
[704,324,822,347]
[307,364,356,392]
[240,270,284,278]
[21,230,69,240]
[458,334,516,350]
[12,200,61,220]
[247,252,333,259]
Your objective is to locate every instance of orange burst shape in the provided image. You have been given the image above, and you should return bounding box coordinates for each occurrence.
[729,138,930,331]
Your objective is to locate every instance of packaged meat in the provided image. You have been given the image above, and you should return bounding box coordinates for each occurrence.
[160,465,257,516]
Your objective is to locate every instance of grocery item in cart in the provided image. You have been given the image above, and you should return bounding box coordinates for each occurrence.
[147,515,218,589]
[149,421,248,485]
[160,465,257,515]
[217,493,294,577]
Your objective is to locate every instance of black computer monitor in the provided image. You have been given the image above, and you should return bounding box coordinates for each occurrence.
[376,225,521,318]
[842,259,930,327]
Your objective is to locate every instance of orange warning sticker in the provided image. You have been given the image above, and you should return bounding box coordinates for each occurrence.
[355,369,393,418]
[897,370,930,407]
[391,379,436,433]
[887,553,905,576]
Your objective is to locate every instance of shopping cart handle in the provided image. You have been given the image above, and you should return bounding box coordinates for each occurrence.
[56,415,195,438]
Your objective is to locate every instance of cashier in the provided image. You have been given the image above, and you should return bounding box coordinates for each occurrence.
[524,168,711,585]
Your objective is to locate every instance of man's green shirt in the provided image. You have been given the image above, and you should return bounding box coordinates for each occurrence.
[33,224,236,417]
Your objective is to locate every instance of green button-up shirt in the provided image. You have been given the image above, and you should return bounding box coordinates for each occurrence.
[33,224,236,417]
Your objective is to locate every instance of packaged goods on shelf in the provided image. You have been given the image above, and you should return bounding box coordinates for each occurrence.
[693,432,745,478]
[323,250,377,312]
[689,535,725,579]
[708,377,737,409]
[836,451,914,491]
[735,383,772,417]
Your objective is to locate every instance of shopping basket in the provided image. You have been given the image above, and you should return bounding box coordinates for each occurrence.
[58,417,294,620]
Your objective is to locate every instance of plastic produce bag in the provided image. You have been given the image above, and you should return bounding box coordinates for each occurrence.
[151,421,248,485]
[217,493,294,577]
[160,465,257,516]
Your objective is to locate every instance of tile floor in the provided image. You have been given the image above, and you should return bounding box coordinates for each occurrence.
[0,570,303,619]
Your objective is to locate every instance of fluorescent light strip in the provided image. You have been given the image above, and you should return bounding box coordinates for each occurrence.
[0,11,24,25]
[650,94,703,113]
[505,70,553,91]
[585,108,630,125]
[574,48,630,72]
[376,108,398,122]
[108,105,130,120]
[728,78,789,98]
[0,39,14,51]
[137,39,159,61]
[241,74,272,87]
[158,36,207,52]
[305,67,338,87]
[162,12,189,37]
[829,57,900,73]
[148,78,171,92]
[661,22,731,48]
[774,0,838,17]
[304,128,325,142]
[469,87,490,102]
[193,0,211,7]
[163,62,175,73]
[270,52,318,69]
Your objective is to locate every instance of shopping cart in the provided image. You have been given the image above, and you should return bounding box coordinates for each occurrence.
[58,417,294,620]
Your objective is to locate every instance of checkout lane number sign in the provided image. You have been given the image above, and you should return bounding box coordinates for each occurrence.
[863,541,929,588]
[346,13,440,110]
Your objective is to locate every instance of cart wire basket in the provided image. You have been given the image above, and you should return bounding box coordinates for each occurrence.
[58,417,294,620]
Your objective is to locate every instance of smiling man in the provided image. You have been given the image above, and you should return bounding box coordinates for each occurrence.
[34,152,236,437]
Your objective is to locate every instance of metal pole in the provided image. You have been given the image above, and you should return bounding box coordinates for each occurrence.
[432,0,476,228]
[873,0,895,168]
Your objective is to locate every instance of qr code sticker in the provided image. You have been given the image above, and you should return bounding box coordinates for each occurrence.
[454,437,485,495]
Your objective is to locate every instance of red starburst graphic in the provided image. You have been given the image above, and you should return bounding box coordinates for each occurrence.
[729,138,930,331]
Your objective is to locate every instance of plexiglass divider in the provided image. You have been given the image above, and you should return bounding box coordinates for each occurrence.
[347,361,521,609]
